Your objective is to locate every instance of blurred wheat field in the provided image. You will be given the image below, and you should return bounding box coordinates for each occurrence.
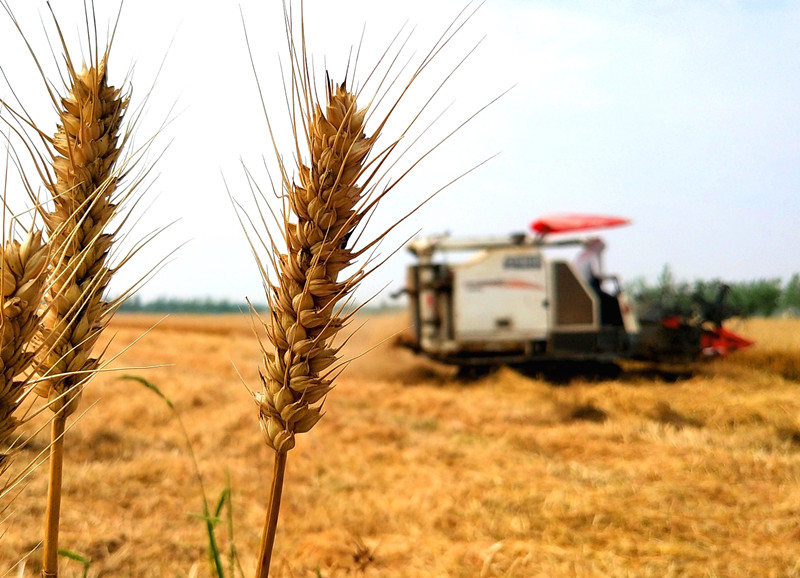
[3,314,800,577]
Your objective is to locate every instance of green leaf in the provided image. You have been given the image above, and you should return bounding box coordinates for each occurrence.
[58,549,91,578]
[120,375,175,410]
[215,488,231,518]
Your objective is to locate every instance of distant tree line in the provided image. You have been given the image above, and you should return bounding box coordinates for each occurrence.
[627,266,800,318]
[118,295,267,314]
[117,296,404,315]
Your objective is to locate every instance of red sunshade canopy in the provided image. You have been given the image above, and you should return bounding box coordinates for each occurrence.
[531,214,631,235]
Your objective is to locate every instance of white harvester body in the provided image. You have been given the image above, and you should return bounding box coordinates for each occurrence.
[402,231,639,366]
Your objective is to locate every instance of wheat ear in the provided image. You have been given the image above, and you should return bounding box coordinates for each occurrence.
[241,2,494,574]
[0,229,49,480]
[1,2,166,573]
[34,55,127,414]
[33,50,127,578]
[253,79,374,574]
[257,80,372,455]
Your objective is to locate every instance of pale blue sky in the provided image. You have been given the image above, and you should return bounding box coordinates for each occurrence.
[1,0,798,303]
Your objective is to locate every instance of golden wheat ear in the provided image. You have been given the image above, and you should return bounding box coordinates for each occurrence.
[1,2,171,574]
[254,78,373,455]
[245,0,493,458]
[0,227,49,478]
[236,2,499,575]
[23,25,131,571]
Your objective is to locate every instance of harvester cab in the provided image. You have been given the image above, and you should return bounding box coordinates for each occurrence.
[398,215,640,367]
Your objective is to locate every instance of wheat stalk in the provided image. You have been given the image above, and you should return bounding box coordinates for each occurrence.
[0,3,158,574]
[34,52,128,578]
[252,78,374,575]
[238,2,495,575]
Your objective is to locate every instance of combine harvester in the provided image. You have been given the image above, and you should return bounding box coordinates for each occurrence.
[396,214,752,376]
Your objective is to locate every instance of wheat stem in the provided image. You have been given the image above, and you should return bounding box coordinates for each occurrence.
[1,4,165,572]
[242,2,489,573]
[41,412,65,578]
[248,69,374,576]
[256,450,288,578]
[28,15,128,574]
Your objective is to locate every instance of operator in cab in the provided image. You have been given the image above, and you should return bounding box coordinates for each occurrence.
[574,237,622,326]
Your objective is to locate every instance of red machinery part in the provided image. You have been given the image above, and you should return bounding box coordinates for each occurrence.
[531,214,631,235]
[701,326,755,357]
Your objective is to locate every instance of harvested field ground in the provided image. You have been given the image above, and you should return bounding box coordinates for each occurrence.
[2,314,800,577]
